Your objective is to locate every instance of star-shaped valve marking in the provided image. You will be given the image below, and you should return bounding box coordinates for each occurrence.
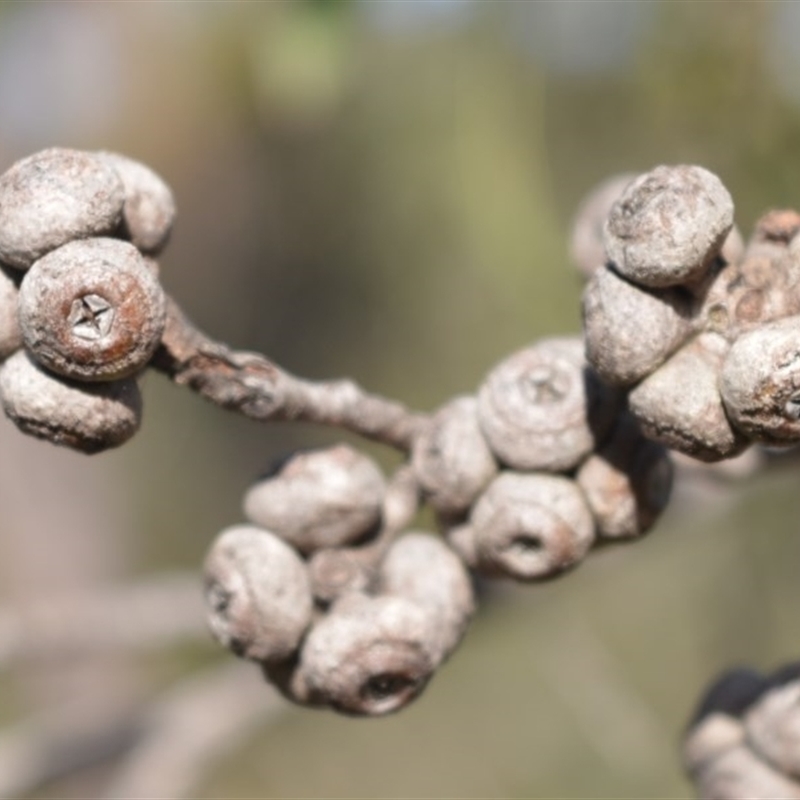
[68,294,114,341]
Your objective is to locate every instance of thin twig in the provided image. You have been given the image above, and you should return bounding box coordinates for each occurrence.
[0,572,208,669]
[151,296,428,453]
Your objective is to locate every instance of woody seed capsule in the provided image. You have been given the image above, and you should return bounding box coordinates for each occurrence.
[469,472,595,581]
[378,532,474,663]
[96,151,176,255]
[576,413,673,540]
[0,265,21,360]
[0,349,141,453]
[296,592,436,716]
[583,265,693,387]
[203,524,313,663]
[569,172,637,279]
[604,164,734,288]
[628,332,747,461]
[744,676,800,778]
[243,444,386,555]
[720,315,800,445]
[477,337,618,472]
[18,238,166,382]
[0,148,124,270]
[411,396,497,516]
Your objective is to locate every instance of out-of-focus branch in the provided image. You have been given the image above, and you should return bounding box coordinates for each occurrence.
[0,572,208,669]
[151,296,427,453]
[104,661,282,800]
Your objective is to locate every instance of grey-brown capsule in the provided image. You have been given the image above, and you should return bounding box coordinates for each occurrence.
[469,472,595,582]
[0,264,21,360]
[698,215,800,340]
[243,444,386,556]
[18,238,166,381]
[0,349,141,453]
[576,414,673,540]
[96,151,176,255]
[583,264,693,387]
[629,332,747,461]
[296,592,436,716]
[720,315,800,445]
[0,148,125,270]
[692,744,800,800]
[411,396,497,516]
[203,524,313,663]
[378,532,474,663]
[745,678,800,779]
[477,337,618,472]
[604,164,734,288]
[569,172,637,279]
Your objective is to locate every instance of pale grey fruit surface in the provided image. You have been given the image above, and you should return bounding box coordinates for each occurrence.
[96,151,176,254]
[0,265,21,359]
[477,336,618,472]
[744,680,800,779]
[576,414,673,540]
[411,396,497,515]
[0,148,125,270]
[583,264,692,387]
[629,333,746,461]
[692,745,800,800]
[18,238,166,382]
[569,172,637,278]
[604,164,734,288]
[0,349,141,453]
[203,524,313,663]
[243,444,386,555]
[378,532,474,663]
[720,315,800,445]
[297,593,436,716]
[469,472,595,581]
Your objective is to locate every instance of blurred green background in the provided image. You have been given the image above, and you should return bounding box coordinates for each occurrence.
[1,1,800,797]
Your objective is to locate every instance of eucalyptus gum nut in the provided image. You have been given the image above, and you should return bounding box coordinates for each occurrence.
[297,593,436,716]
[243,444,385,556]
[744,679,800,779]
[720,224,744,266]
[378,532,474,663]
[583,265,693,387]
[0,264,21,359]
[18,238,167,382]
[569,172,637,279]
[720,316,800,445]
[203,524,313,663]
[411,396,497,515]
[477,337,619,472]
[684,714,746,776]
[0,350,141,453]
[576,414,673,540]
[470,472,595,582]
[603,164,734,288]
[0,148,124,270]
[95,151,176,255]
[692,745,800,800]
[445,524,478,570]
[629,333,747,462]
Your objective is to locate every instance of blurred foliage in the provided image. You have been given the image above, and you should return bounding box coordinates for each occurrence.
[4,1,800,797]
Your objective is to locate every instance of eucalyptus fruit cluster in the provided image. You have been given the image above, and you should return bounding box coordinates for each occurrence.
[204,445,475,716]
[684,665,800,800]
[203,334,675,716]
[0,147,174,452]
[580,163,800,462]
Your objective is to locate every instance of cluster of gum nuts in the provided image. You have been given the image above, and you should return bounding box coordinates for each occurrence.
[684,665,800,799]
[577,164,800,462]
[205,338,675,716]
[0,148,175,453]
